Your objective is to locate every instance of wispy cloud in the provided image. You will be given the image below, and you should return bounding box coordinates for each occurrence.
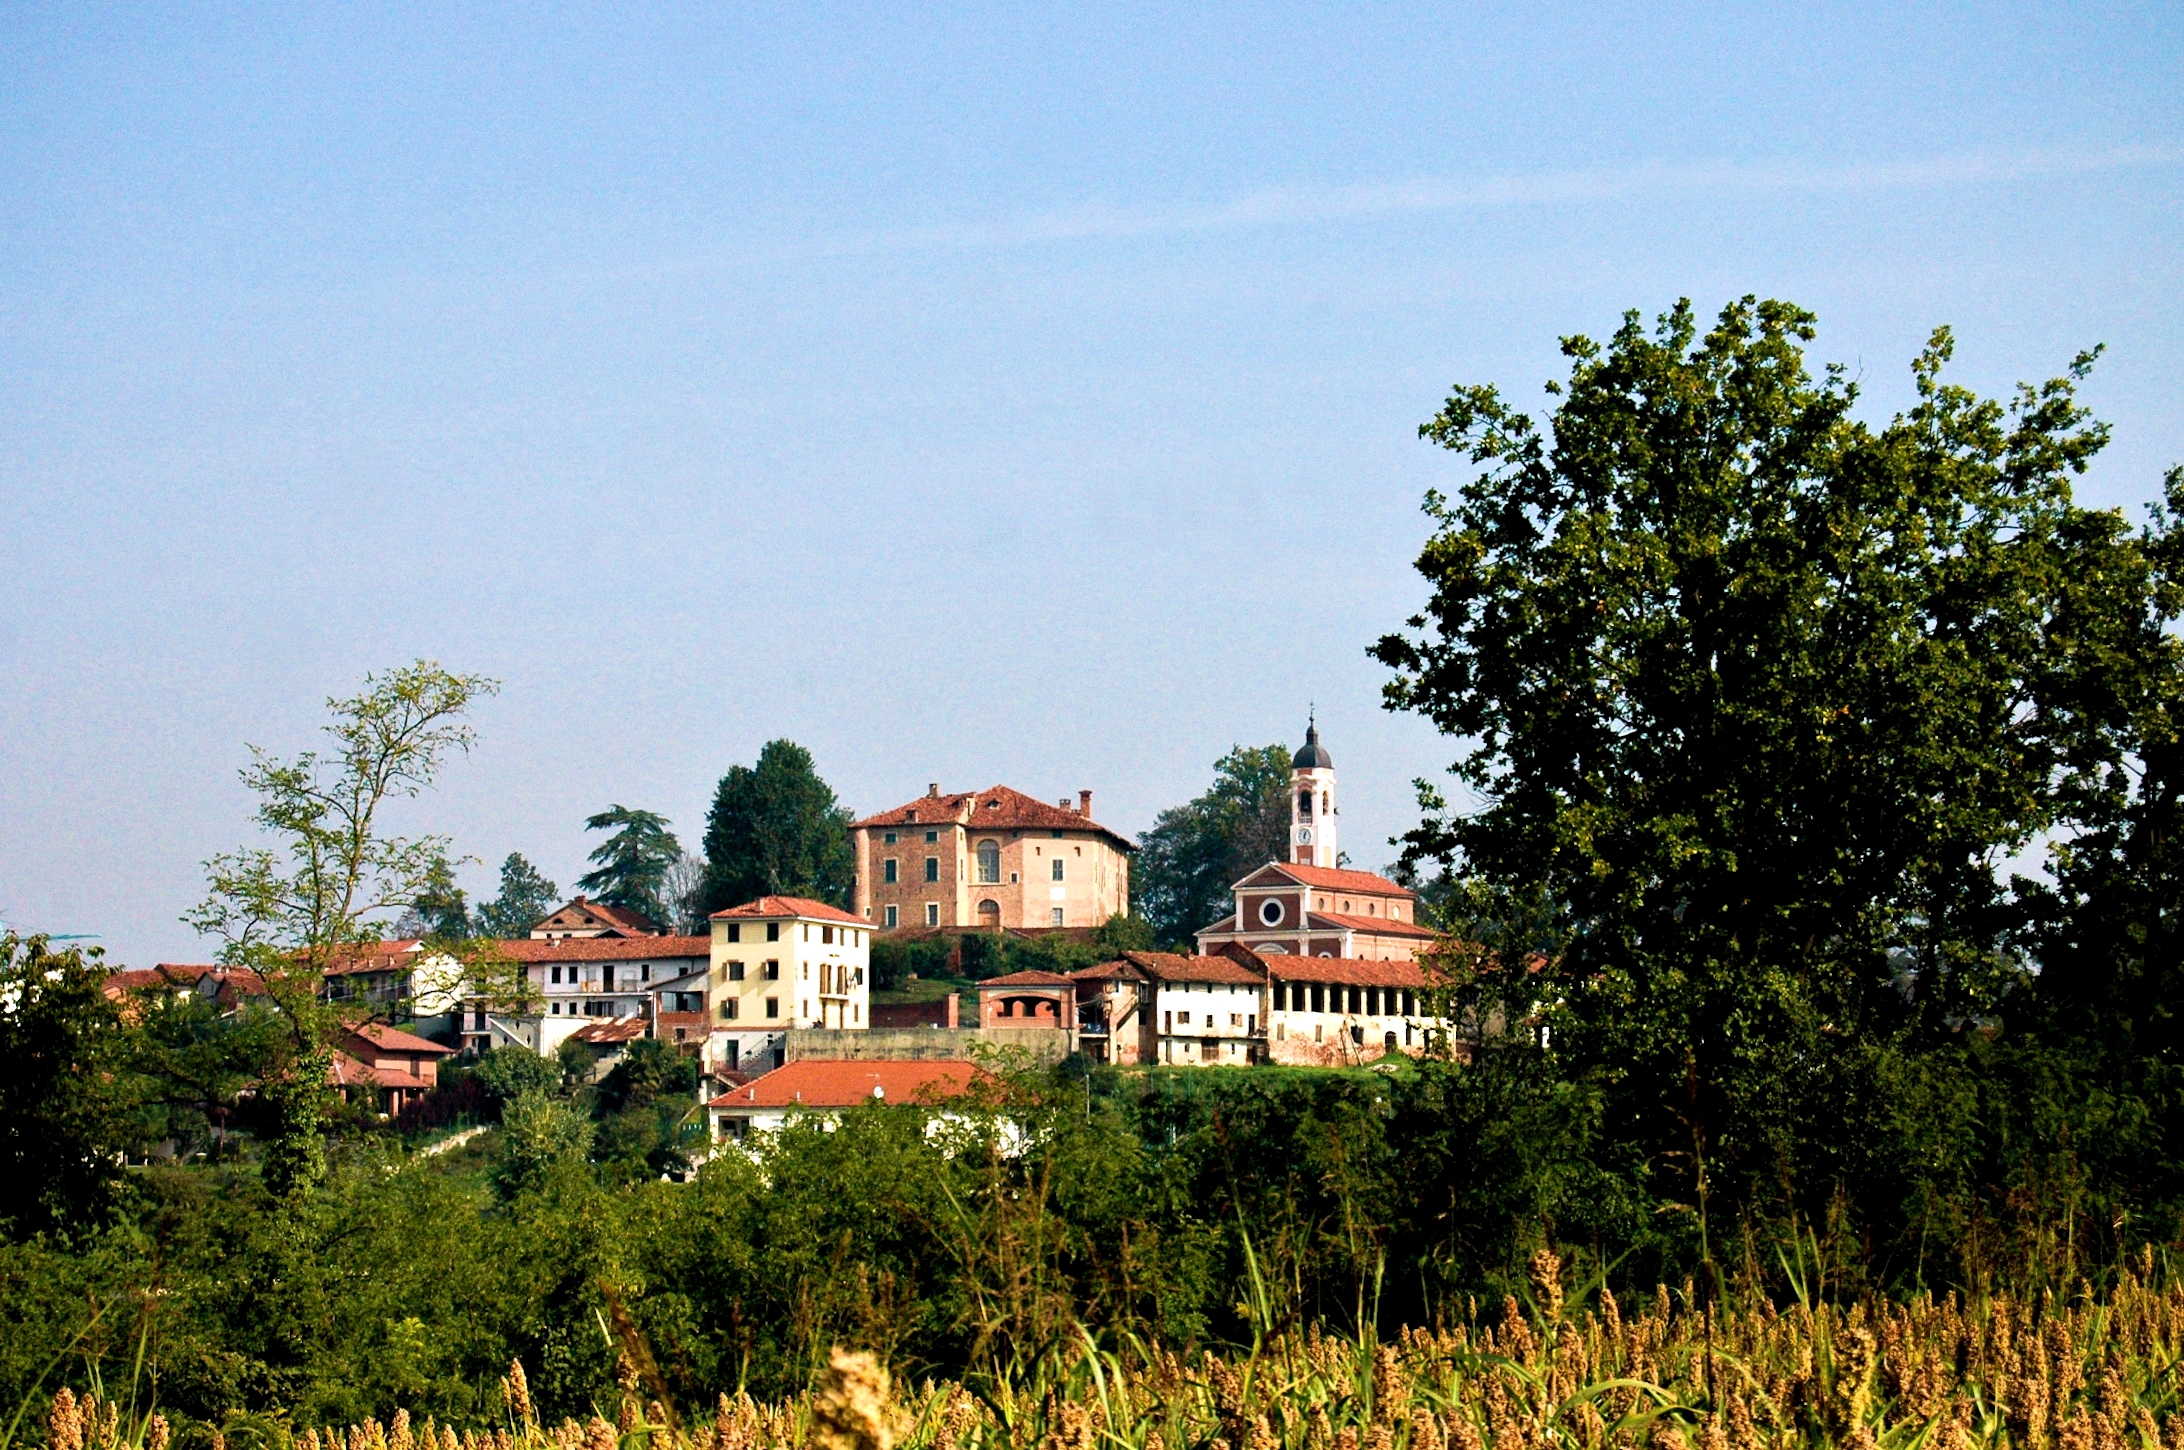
[743,142,2184,265]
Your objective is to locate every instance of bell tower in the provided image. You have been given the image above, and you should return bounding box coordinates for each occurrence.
[1290,715,1336,867]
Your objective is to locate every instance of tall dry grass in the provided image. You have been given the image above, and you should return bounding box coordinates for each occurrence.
[27,1251,2184,1450]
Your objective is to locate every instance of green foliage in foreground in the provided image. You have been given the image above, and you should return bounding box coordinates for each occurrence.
[0,935,134,1238]
[1376,297,2184,1284]
[4,1046,2177,1437]
[10,298,2184,1443]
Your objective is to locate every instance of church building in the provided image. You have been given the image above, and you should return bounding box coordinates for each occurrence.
[1192,721,1435,962]
[1189,720,1448,1068]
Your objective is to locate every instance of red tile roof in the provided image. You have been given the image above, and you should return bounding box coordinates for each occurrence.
[977,969,1077,988]
[1112,951,1267,985]
[1306,911,1437,940]
[104,963,268,997]
[347,1021,453,1056]
[570,898,664,935]
[571,1018,650,1044]
[494,935,712,963]
[1235,862,1416,897]
[329,1052,413,1090]
[709,895,865,926]
[1261,957,1431,987]
[320,940,427,976]
[1070,958,1151,982]
[852,785,1134,851]
[707,1058,996,1110]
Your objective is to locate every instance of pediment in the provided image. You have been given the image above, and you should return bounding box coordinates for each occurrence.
[1232,862,1301,891]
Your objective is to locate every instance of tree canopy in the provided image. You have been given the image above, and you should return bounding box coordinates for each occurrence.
[0,935,135,1238]
[1133,744,1292,947]
[699,739,855,914]
[575,806,681,924]
[474,852,561,938]
[186,659,497,1194]
[1373,297,2184,1253]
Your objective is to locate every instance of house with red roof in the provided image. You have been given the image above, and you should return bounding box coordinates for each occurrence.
[1071,951,1270,1066]
[704,1057,998,1140]
[1258,954,1444,1067]
[103,963,267,1017]
[705,895,873,1075]
[424,895,874,1082]
[330,1021,452,1116]
[851,784,1132,933]
[529,895,664,940]
[485,931,712,1057]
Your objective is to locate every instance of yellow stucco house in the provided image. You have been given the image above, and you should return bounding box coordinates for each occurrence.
[707,895,873,1074]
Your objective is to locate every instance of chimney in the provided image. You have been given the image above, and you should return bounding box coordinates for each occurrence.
[1058,797,1071,810]
[1079,790,1093,817]
[927,782,940,798]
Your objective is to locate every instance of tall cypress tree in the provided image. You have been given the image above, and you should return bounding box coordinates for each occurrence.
[700,740,855,914]
[475,852,561,938]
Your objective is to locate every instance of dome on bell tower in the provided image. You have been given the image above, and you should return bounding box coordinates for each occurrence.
[1293,719,1332,771]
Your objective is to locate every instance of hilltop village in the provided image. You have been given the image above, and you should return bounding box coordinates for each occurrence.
[108,723,1451,1138]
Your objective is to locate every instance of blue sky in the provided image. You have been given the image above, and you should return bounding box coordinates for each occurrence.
[2,4,2179,966]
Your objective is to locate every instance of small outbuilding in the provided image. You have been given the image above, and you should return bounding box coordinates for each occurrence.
[705,1057,995,1140]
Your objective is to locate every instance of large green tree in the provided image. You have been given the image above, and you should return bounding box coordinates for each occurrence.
[1372,298,2184,1259]
[187,660,498,1194]
[0,935,137,1238]
[393,860,474,941]
[1133,744,1292,948]
[474,851,561,938]
[575,806,681,924]
[699,739,855,914]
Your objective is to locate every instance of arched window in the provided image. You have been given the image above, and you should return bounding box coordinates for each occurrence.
[1297,789,1313,818]
[976,839,1001,884]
